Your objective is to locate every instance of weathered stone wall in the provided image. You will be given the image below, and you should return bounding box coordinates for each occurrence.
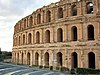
[12,0,100,69]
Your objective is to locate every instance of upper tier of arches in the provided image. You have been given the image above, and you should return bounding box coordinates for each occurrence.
[14,0,98,34]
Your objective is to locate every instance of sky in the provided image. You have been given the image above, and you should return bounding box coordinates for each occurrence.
[0,0,60,52]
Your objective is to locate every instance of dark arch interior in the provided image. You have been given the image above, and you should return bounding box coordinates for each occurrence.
[71,5,77,16]
[36,32,40,43]
[27,52,30,65]
[86,2,94,14]
[35,52,39,65]
[37,14,41,24]
[57,28,63,42]
[72,26,77,41]
[88,25,94,40]
[44,52,49,66]
[58,8,63,18]
[23,35,25,44]
[28,33,32,44]
[45,30,50,43]
[46,11,51,22]
[88,52,95,68]
[57,52,62,66]
[72,52,78,68]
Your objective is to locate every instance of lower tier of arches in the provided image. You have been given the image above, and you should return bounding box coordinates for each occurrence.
[12,48,100,69]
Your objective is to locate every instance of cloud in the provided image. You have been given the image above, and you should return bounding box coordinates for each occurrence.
[0,0,60,51]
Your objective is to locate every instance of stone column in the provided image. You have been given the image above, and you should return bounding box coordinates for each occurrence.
[63,25,67,42]
[50,27,54,43]
[68,4,71,17]
[64,5,68,18]
[78,23,83,41]
[41,51,44,66]
[82,1,86,14]
[95,52,100,69]
[49,50,53,66]
[52,50,57,68]
[68,51,72,69]
[77,2,82,15]
[30,51,33,66]
[32,51,35,65]
[26,32,27,44]
[40,29,43,44]
[93,0,98,14]
[24,51,27,65]
[67,25,71,41]
[54,27,57,42]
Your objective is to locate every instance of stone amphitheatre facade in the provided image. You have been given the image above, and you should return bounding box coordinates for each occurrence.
[12,0,100,69]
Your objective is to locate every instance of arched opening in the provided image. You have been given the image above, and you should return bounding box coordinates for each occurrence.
[86,2,94,14]
[87,25,94,40]
[46,10,51,22]
[16,37,18,46]
[45,30,50,43]
[71,52,78,68]
[58,7,63,18]
[23,35,25,45]
[35,52,39,65]
[21,53,24,64]
[57,28,63,42]
[37,14,41,24]
[88,52,95,68]
[57,52,62,66]
[71,26,77,41]
[19,36,20,45]
[71,5,77,16]
[14,53,16,63]
[44,52,49,66]
[36,31,40,44]
[27,52,30,65]
[24,19,26,28]
[28,33,32,44]
[17,53,19,64]
[29,16,33,26]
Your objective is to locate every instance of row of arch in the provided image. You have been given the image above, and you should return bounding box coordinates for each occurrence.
[14,25,94,46]
[14,2,94,32]
[15,52,96,69]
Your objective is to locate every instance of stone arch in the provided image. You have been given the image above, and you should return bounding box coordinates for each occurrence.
[57,52,62,66]
[19,36,21,45]
[44,52,49,66]
[16,37,18,46]
[71,26,77,41]
[17,53,19,64]
[45,30,50,43]
[23,35,25,45]
[28,33,32,44]
[71,52,78,68]
[24,19,26,28]
[14,53,16,63]
[71,5,77,16]
[88,52,95,68]
[86,2,94,14]
[87,25,94,40]
[58,7,63,18]
[35,52,39,65]
[29,16,33,26]
[36,31,40,44]
[27,52,30,65]
[37,13,41,24]
[46,10,51,22]
[57,28,63,42]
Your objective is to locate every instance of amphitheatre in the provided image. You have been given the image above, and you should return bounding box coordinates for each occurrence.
[12,0,100,69]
